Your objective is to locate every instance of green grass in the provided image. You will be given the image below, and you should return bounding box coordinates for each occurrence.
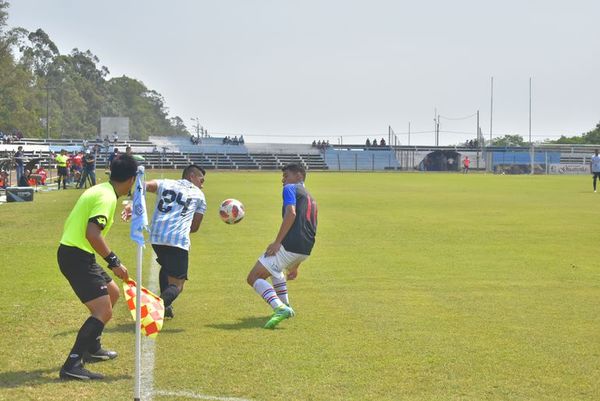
[1,171,599,400]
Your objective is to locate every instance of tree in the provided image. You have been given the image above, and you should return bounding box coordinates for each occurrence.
[0,0,189,139]
[552,122,600,144]
[491,134,526,147]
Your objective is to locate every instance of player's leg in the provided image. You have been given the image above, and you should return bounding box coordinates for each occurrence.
[154,245,188,318]
[594,173,598,192]
[271,275,289,306]
[85,278,120,362]
[60,295,111,380]
[247,261,285,310]
[248,251,299,329]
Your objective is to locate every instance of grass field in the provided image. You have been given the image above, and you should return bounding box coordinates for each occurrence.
[1,171,599,401]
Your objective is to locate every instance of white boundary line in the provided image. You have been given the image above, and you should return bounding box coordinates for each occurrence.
[153,390,252,401]
[140,254,160,401]
[141,253,253,401]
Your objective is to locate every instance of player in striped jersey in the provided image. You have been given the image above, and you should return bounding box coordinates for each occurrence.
[124,165,207,318]
[246,163,318,329]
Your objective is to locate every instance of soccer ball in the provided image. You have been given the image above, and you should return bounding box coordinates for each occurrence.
[219,198,245,224]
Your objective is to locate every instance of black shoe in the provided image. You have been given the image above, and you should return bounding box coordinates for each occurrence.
[84,348,118,362]
[165,305,174,319]
[60,361,104,380]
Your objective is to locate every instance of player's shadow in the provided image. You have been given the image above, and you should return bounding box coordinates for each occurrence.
[53,322,184,337]
[0,367,130,387]
[205,316,268,330]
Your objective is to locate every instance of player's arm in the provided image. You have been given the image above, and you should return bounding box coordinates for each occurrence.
[86,218,129,280]
[121,180,159,221]
[190,212,204,233]
[265,204,296,256]
[145,180,158,193]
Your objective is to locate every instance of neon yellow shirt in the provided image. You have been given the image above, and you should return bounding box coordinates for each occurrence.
[55,154,68,167]
[60,182,117,254]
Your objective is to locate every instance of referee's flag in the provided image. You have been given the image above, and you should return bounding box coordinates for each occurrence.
[130,166,148,246]
[123,280,164,338]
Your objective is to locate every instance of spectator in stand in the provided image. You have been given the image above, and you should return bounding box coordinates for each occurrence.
[14,145,25,185]
[312,140,317,148]
[233,136,239,145]
[239,135,245,144]
[380,138,386,147]
[372,139,378,147]
[365,139,371,148]
[113,132,119,143]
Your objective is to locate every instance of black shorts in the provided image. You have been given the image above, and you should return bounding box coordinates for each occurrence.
[594,172,600,179]
[57,244,112,303]
[152,244,189,279]
[57,167,68,176]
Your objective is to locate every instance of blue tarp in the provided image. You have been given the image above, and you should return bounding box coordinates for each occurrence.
[492,151,560,165]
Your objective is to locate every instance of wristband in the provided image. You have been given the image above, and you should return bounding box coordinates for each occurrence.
[104,252,121,269]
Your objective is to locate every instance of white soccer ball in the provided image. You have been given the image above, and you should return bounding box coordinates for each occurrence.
[219,198,245,224]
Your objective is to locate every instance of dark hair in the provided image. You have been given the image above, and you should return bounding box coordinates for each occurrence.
[182,164,206,179]
[282,163,306,180]
[110,154,138,182]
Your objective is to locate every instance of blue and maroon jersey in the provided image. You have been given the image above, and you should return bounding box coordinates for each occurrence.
[281,182,317,255]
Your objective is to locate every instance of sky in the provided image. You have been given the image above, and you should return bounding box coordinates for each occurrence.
[7,0,600,145]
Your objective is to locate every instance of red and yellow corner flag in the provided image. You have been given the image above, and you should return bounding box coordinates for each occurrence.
[123,279,164,338]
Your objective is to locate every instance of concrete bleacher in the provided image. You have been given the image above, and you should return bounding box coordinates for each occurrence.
[2,137,330,171]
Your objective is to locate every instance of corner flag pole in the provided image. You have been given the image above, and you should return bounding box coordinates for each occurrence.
[134,244,142,401]
[130,165,148,401]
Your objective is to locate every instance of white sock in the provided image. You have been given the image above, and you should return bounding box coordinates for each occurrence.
[271,276,289,306]
[253,279,284,310]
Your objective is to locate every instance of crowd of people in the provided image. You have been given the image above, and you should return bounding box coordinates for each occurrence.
[0,129,24,144]
[365,138,387,148]
[222,135,244,145]
[311,140,331,150]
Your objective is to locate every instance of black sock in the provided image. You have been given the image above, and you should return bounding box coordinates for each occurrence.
[64,317,104,369]
[160,284,180,307]
[159,268,169,293]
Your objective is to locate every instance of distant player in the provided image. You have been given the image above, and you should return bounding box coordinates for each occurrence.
[246,163,318,329]
[57,154,137,380]
[592,150,600,192]
[123,165,207,318]
[463,156,470,173]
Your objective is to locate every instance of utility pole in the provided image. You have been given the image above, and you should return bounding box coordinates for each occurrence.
[490,76,494,144]
[44,86,55,139]
[529,77,532,144]
[434,110,440,146]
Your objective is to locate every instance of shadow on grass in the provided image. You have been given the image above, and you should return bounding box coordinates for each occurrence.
[205,316,269,330]
[53,322,184,337]
[0,367,130,387]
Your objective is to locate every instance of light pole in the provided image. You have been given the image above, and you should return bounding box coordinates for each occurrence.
[44,86,56,139]
[190,117,203,139]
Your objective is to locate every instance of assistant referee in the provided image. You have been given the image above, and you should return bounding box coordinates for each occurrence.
[57,154,137,380]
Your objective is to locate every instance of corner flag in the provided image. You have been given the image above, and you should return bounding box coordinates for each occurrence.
[130,166,149,246]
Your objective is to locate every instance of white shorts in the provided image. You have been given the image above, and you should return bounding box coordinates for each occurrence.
[258,245,308,279]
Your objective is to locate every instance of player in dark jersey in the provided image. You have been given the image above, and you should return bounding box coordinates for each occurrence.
[246,163,317,329]
[57,154,137,380]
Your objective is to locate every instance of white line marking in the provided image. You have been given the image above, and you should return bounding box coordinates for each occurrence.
[140,254,160,401]
[141,253,254,401]
[153,390,252,401]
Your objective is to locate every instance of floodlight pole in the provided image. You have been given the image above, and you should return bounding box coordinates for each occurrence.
[489,77,494,143]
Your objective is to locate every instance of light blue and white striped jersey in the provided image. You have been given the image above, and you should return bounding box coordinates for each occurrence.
[592,155,600,172]
[150,179,207,250]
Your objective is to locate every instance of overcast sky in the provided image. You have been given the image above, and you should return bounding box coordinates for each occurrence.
[7,0,600,145]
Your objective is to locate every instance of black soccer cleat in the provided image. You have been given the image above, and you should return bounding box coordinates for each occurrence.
[165,305,174,319]
[60,361,104,380]
[84,348,118,362]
